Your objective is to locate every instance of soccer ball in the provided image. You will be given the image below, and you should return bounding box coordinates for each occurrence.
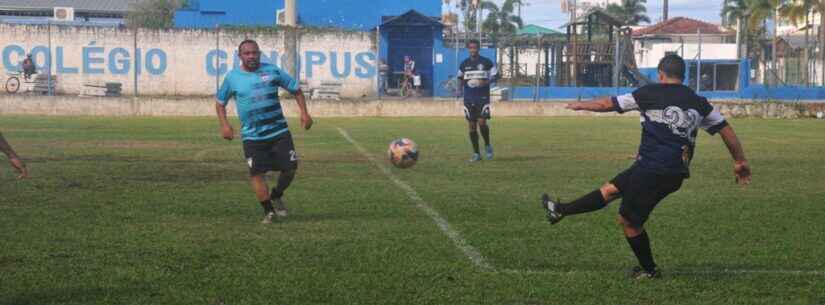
[388,138,419,169]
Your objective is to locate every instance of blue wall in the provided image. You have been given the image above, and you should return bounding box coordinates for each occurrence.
[175,0,282,28]
[432,46,497,98]
[302,0,440,30]
[175,0,441,30]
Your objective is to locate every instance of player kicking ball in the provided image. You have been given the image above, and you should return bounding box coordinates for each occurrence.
[458,39,497,162]
[215,39,313,224]
[540,54,751,279]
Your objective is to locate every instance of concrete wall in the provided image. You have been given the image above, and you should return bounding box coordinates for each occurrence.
[635,41,737,68]
[0,24,378,98]
[2,95,822,118]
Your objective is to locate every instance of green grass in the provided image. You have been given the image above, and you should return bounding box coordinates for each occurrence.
[1,115,824,305]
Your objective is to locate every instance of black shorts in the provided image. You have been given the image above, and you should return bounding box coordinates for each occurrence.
[243,134,298,176]
[464,103,491,121]
[611,165,684,227]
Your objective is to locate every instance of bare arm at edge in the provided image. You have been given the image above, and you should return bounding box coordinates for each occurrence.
[215,102,234,141]
[565,96,616,113]
[718,125,751,185]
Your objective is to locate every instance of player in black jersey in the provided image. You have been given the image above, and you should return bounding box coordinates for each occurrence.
[540,54,751,279]
[458,39,497,162]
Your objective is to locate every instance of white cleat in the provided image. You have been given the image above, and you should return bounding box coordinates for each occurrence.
[273,198,289,217]
[261,211,276,224]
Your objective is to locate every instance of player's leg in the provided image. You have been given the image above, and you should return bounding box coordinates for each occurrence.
[541,182,621,224]
[250,174,276,224]
[478,103,492,159]
[617,215,657,279]
[617,173,683,279]
[245,140,277,223]
[250,174,274,210]
[541,166,633,223]
[464,104,481,162]
[269,134,299,217]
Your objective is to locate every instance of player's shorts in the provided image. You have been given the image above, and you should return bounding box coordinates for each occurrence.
[463,103,491,121]
[610,164,684,227]
[242,133,298,176]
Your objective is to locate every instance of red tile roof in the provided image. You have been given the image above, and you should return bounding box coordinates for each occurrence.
[632,17,734,36]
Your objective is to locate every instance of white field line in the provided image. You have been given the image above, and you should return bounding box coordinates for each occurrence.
[337,127,494,271]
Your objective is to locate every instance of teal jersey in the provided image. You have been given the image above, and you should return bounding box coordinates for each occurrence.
[217,63,300,141]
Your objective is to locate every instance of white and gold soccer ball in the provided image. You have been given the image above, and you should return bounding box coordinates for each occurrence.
[388,138,419,169]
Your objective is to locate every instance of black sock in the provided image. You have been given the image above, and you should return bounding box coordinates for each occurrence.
[270,170,296,200]
[480,124,490,146]
[260,200,274,214]
[626,231,656,272]
[555,190,607,216]
[469,130,480,154]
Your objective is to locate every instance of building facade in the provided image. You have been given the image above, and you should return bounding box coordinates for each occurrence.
[0,0,130,26]
[174,0,441,30]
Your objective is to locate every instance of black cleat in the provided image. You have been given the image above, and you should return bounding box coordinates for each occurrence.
[628,266,661,280]
[541,193,564,224]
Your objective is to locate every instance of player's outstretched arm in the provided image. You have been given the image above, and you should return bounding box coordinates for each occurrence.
[0,132,28,179]
[215,102,234,141]
[718,125,751,185]
[565,97,616,112]
[294,89,313,130]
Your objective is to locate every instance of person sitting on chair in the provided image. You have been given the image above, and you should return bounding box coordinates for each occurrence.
[21,54,36,80]
[403,56,419,96]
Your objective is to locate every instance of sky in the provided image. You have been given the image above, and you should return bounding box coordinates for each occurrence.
[466,0,726,29]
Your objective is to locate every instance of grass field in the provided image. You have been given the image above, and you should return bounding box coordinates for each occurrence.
[1,115,824,305]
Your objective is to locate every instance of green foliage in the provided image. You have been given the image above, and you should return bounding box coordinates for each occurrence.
[125,0,187,29]
[605,0,651,26]
[480,0,524,37]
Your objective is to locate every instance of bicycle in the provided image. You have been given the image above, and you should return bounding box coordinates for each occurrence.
[441,76,462,98]
[5,71,22,94]
[398,74,417,98]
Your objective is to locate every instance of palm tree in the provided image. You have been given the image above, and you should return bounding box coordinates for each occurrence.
[743,0,781,84]
[779,0,825,85]
[605,0,651,26]
[721,0,750,59]
[477,0,523,74]
[480,0,524,36]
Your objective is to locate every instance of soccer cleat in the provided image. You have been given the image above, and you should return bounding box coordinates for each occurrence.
[273,198,289,217]
[261,211,275,224]
[485,145,494,160]
[469,153,481,162]
[541,193,564,224]
[628,266,661,280]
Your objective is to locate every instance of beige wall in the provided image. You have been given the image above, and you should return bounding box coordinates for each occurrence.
[0,24,378,97]
[2,95,821,118]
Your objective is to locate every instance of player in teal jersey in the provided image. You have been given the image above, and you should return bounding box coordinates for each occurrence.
[215,40,313,224]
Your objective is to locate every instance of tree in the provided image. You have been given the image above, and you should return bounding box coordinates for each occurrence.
[605,0,651,26]
[778,0,825,85]
[126,0,188,29]
[721,0,750,58]
[480,0,524,36]
[743,0,780,84]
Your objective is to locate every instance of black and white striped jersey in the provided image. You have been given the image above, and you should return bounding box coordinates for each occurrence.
[458,55,497,105]
[612,83,728,177]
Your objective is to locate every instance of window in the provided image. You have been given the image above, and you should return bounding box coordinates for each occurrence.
[687,62,739,91]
